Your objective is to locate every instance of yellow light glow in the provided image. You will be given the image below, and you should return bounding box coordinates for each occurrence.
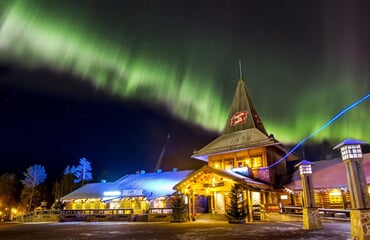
[252,192,260,205]
[329,189,342,196]
[280,195,288,200]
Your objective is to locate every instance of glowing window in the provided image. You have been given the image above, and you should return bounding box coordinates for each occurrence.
[224,158,234,170]
[94,201,101,209]
[329,190,343,203]
[252,156,262,168]
[245,159,251,168]
[280,195,288,200]
[213,160,222,169]
[236,157,246,168]
[252,192,260,205]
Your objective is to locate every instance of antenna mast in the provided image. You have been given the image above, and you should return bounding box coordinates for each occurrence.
[239,60,243,80]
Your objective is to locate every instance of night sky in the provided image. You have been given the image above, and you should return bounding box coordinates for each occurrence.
[0,1,369,182]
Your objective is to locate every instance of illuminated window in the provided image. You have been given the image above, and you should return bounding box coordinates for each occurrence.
[329,190,343,203]
[252,192,260,205]
[75,203,82,209]
[211,159,222,169]
[236,157,246,168]
[245,159,251,168]
[121,199,131,209]
[252,155,262,168]
[94,201,101,209]
[132,198,141,210]
[224,158,234,170]
[295,194,302,205]
[280,195,288,200]
[110,201,120,209]
[214,160,222,169]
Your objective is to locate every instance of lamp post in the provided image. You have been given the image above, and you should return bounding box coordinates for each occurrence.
[334,138,370,240]
[295,160,322,230]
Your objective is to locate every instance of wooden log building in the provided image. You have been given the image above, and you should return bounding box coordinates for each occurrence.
[60,73,369,222]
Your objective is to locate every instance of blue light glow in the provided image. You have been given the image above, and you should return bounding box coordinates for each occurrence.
[264,92,370,169]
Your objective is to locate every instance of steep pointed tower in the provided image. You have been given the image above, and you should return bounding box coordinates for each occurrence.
[192,74,295,186]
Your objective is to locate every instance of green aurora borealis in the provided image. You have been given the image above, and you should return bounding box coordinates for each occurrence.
[1,1,369,144]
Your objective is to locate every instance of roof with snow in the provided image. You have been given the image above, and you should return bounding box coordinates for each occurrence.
[61,170,193,201]
[285,153,370,190]
[115,170,193,200]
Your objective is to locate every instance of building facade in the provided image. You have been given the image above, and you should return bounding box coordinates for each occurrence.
[59,74,369,222]
[174,77,296,221]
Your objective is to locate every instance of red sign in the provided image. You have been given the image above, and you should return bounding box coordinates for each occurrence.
[230,111,248,126]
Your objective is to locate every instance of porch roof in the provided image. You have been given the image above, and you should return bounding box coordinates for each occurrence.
[174,165,272,191]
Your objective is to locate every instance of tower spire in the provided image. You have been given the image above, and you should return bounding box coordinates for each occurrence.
[239,60,243,80]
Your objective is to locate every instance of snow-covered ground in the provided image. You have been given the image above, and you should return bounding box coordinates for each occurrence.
[0,221,350,240]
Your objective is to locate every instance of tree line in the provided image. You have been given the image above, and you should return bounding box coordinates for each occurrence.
[0,157,92,220]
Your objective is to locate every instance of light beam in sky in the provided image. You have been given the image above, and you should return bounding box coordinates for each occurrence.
[0,1,369,144]
[264,92,370,169]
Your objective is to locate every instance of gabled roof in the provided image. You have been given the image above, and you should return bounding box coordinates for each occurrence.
[61,182,121,200]
[116,170,193,200]
[192,78,282,161]
[192,129,279,161]
[61,170,194,201]
[285,153,370,190]
[223,79,268,135]
[174,165,272,191]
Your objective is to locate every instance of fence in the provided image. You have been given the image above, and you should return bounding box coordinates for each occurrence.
[280,206,350,218]
[13,210,60,222]
[59,208,176,222]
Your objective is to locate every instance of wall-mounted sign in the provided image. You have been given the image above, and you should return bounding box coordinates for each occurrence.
[103,191,121,197]
[122,189,143,196]
[203,182,224,188]
[230,111,248,126]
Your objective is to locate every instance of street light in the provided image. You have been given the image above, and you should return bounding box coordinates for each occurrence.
[333,138,369,209]
[295,160,322,230]
[334,138,370,240]
[298,160,313,175]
